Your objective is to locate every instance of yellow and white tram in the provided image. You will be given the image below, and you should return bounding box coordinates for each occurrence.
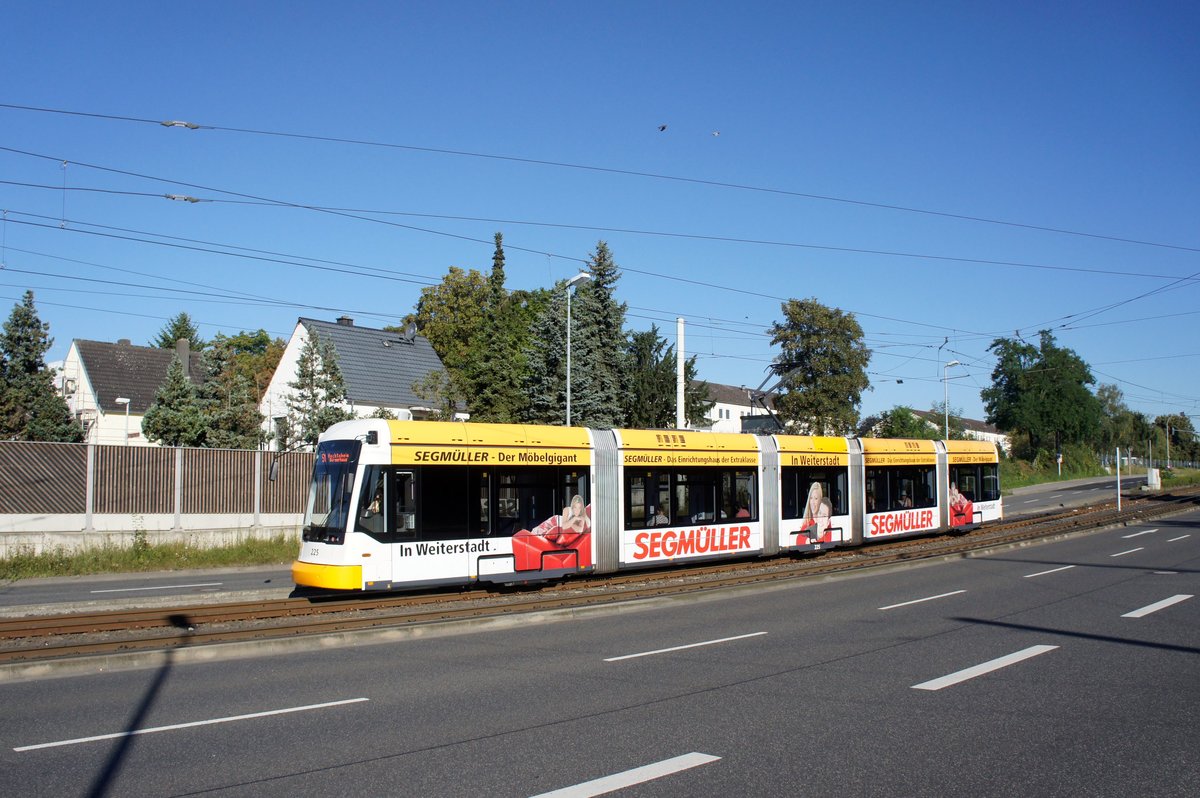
[293,419,1002,591]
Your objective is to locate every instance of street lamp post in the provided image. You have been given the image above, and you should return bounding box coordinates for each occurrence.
[564,271,592,426]
[942,360,960,439]
[115,397,131,446]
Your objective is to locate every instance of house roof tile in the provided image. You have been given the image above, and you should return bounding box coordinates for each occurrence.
[75,340,206,414]
[298,318,445,408]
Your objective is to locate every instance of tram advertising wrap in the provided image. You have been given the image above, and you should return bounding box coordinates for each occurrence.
[776,436,852,551]
[616,429,762,566]
[291,420,1002,592]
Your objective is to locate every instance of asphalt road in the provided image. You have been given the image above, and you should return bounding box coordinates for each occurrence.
[0,474,1152,612]
[0,507,1195,796]
[1006,472,1147,515]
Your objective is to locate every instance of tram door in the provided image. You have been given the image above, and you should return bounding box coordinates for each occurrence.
[385,466,474,586]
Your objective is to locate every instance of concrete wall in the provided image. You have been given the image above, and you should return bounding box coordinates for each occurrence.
[0,513,303,557]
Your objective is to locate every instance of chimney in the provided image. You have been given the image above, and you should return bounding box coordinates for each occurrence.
[176,339,191,379]
[336,316,354,327]
[117,338,131,346]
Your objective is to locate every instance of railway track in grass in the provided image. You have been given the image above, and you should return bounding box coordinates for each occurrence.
[2,487,1196,666]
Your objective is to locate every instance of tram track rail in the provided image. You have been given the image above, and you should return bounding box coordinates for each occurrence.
[2,487,1197,667]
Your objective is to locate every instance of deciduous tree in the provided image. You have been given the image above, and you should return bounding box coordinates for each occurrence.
[768,298,871,434]
[209,329,285,399]
[872,406,940,439]
[408,266,488,403]
[982,331,1101,456]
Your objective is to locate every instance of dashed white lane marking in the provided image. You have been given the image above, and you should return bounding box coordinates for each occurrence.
[1168,534,1191,542]
[1049,494,1064,499]
[605,632,766,662]
[878,590,966,611]
[14,698,369,752]
[1121,528,1158,539]
[90,582,223,594]
[1110,548,1144,558]
[1122,595,1193,619]
[1024,565,1076,578]
[912,645,1059,691]
[1022,499,1039,504]
[529,752,721,798]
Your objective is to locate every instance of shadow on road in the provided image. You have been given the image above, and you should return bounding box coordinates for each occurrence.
[86,614,195,798]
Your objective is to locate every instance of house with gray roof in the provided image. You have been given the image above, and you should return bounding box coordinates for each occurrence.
[694,381,776,433]
[57,338,204,446]
[910,409,1010,453]
[259,316,458,447]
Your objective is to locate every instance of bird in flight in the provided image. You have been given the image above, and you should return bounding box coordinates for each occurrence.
[658,124,668,132]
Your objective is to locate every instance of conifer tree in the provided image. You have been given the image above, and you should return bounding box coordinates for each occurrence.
[199,341,265,449]
[142,356,206,446]
[286,330,352,448]
[624,326,712,429]
[468,233,526,422]
[568,241,627,428]
[152,311,206,351]
[0,291,82,441]
[521,285,568,425]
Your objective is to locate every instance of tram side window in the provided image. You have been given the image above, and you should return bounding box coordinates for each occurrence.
[628,472,673,528]
[628,474,649,527]
[951,466,978,502]
[655,473,670,525]
[625,469,752,528]
[562,471,589,509]
[865,469,885,513]
[393,470,416,537]
[420,466,471,540]
[867,467,936,511]
[782,468,847,520]
[981,464,1000,502]
[894,467,935,510]
[677,470,722,524]
[494,467,560,536]
[722,470,757,520]
[355,466,388,536]
[916,469,936,508]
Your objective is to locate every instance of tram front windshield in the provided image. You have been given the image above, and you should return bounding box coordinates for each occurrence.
[304,440,362,541]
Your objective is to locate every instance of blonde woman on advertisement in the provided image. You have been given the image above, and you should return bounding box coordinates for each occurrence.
[801,481,832,539]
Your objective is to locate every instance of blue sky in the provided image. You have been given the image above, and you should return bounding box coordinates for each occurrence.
[2,1,1197,428]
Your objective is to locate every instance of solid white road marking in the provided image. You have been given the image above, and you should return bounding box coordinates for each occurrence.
[1121,529,1158,539]
[1110,548,1144,558]
[1121,595,1193,618]
[529,752,721,798]
[1024,565,1076,578]
[14,698,369,752]
[90,582,223,594]
[912,645,1058,691]
[1167,535,1191,542]
[878,590,966,611]
[605,632,766,662]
